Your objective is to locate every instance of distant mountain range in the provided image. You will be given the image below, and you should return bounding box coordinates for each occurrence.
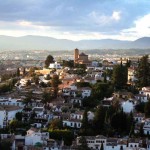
[0,35,150,50]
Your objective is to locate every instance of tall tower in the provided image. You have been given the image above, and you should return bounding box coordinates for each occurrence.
[74,48,79,63]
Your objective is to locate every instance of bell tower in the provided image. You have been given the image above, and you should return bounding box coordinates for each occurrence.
[74,48,79,63]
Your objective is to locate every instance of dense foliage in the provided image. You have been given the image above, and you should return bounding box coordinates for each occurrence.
[135,55,150,87]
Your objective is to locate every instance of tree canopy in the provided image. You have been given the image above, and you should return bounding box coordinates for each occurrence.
[112,63,127,89]
[45,55,54,68]
[135,55,150,87]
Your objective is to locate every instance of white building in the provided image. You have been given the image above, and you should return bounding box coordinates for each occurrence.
[140,87,150,98]
[77,135,107,150]
[39,75,51,84]
[143,118,150,135]
[63,111,83,128]
[32,107,44,116]
[121,100,135,113]
[0,105,22,128]
[76,136,145,150]
[135,94,148,103]
[95,72,103,80]
[128,67,137,83]
[106,138,127,150]
[80,87,92,98]
[19,78,31,87]
[69,83,77,90]
[49,62,62,69]
[70,98,82,106]
[91,61,99,67]
[62,88,71,96]
[133,113,145,123]
[128,139,140,149]
[63,119,82,128]
[0,97,24,107]
[25,128,49,146]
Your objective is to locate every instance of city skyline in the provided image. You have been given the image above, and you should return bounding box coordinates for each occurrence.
[0,0,150,41]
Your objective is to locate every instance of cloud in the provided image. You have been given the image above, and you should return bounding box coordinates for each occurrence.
[0,0,150,40]
[88,10,121,26]
[122,13,150,38]
[112,11,121,21]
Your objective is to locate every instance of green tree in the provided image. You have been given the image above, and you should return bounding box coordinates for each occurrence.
[0,141,12,150]
[103,72,107,83]
[62,60,74,68]
[17,68,20,77]
[76,82,91,88]
[49,119,63,130]
[112,63,127,89]
[9,119,20,132]
[48,130,74,146]
[30,111,37,121]
[81,110,89,135]
[92,83,113,100]
[42,92,53,104]
[145,99,150,117]
[126,59,131,68]
[82,96,99,108]
[111,109,127,134]
[136,55,150,87]
[106,69,113,79]
[78,136,90,150]
[45,55,54,68]
[75,64,86,70]
[127,112,134,137]
[93,106,106,134]
[135,102,145,113]
[23,67,26,75]
[51,75,61,88]
[51,75,61,97]
[15,112,22,121]
[100,143,104,150]
[120,145,123,150]
[23,91,32,106]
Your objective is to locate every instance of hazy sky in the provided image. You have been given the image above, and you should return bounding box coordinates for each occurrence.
[0,0,150,41]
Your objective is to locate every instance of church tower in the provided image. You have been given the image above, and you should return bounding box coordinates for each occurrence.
[74,48,79,63]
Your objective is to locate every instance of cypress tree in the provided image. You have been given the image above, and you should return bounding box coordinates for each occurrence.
[45,55,54,68]
[112,63,127,89]
[100,143,104,150]
[136,55,150,87]
[17,68,20,77]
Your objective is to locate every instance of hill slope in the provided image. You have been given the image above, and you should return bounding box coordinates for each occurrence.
[0,35,150,50]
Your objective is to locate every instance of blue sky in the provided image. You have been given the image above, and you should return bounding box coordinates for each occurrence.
[0,0,150,41]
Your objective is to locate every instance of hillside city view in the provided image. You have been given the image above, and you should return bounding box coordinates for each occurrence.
[0,1,150,150]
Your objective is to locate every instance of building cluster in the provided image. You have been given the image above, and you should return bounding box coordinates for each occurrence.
[76,135,150,150]
[2,132,150,149]
[0,49,150,149]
